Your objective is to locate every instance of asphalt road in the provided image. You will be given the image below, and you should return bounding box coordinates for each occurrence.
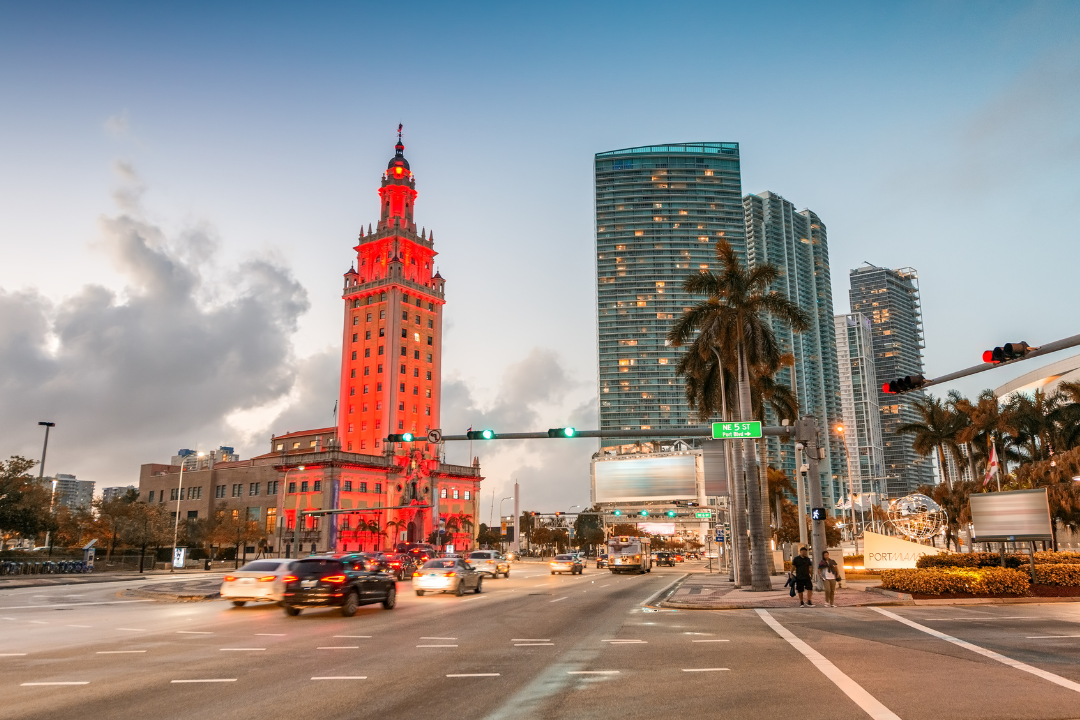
[3,562,1080,720]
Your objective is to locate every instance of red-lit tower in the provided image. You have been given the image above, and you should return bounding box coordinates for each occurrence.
[339,128,445,459]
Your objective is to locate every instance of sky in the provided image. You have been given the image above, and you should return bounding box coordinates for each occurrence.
[1,1,1078,514]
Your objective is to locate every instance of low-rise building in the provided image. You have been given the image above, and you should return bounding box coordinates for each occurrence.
[101,485,137,503]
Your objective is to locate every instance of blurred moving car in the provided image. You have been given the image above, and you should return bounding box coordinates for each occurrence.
[655,552,676,567]
[395,542,438,564]
[550,554,583,575]
[596,554,608,569]
[281,555,396,617]
[674,553,685,563]
[468,550,510,578]
[504,551,518,562]
[221,559,294,606]
[413,558,482,596]
[382,553,418,580]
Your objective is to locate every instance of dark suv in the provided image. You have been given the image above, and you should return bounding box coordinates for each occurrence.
[656,552,676,567]
[282,555,396,617]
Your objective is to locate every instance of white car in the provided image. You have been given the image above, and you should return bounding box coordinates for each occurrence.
[467,550,510,578]
[220,559,294,606]
[412,558,483,596]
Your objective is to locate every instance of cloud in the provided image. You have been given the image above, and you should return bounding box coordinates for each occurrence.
[0,164,310,486]
[103,110,130,139]
[440,348,597,516]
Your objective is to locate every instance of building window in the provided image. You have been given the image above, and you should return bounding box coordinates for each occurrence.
[293,442,300,449]
[360,482,368,492]
[413,386,418,395]
[352,333,358,342]
[380,310,386,319]
[365,348,371,358]
[400,364,406,374]
[375,420,381,429]
[366,313,372,321]
[350,386,356,396]
[276,443,283,451]
[364,367,369,376]
[428,319,434,328]
[187,510,198,519]
[400,346,406,356]
[426,388,432,398]
[398,421,404,429]
[427,353,432,363]
[249,483,259,496]
[427,336,433,345]
[353,316,359,325]
[375,483,382,493]
[348,423,354,432]
[288,481,296,493]
[344,480,352,492]
[359,440,365,449]
[363,385,369,394]
[414,314,420,325]
[351,351,357,360]
[265,507,277,534]
[413,367,419,377]
[268,480,279,495]
[148,490,155,502]
[402,310,408,320]
[413,350,420,360]
[426,371,432,381]
[452,489,459,499]
[348,405,354,414]
[348,442,353,450]
[361,421,368,430]
[301,481,309,492]
[232,484,242,498]
[464,490,471,500]
[379,327,385,337]
[365,330,371,340]
[440,488,447,498]
[351,369,356,378]
[399,383,405,392]
[428,302,434,311]
[399,401,405,411]
[378,364,383,374]
[377,383,382,391]
[170,488,178,501]
[426,406,431,416]
[378,346,384,355]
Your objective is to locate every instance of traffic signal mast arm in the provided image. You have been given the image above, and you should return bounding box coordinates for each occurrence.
[435,426,795,441]
[884,331,1080,394]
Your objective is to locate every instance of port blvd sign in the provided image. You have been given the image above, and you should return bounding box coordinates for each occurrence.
[711,421,762,439]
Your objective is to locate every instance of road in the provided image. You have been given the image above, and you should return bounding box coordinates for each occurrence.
[3,562,1080,719]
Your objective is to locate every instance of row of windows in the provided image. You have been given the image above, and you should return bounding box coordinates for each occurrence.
[287,480,323,493]
[167,486,202,501]
[438,487,471,500]
[350,341,434,362]
[352,382,433,396]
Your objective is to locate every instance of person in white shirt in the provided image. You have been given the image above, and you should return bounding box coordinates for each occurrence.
[817,551,840,607]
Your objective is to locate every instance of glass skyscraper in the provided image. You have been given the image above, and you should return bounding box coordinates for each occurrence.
[835,313,884,495]
[595,143,745,440]
[743,191,845,509]
[848,265,934,496]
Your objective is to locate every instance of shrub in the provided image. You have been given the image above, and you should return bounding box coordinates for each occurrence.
[1033,563,1080,587]
[917,552,1024,570]
[1033,551,1080,565]
[881,567,1029,595]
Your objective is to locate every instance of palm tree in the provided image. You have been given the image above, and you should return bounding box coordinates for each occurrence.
[384,518,406,548]
[956,389,1019,485]
[1050,381,1080,450]
[669,239,811,591]
[897,394,964,488]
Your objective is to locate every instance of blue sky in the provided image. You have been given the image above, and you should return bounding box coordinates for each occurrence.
[1,1,1078,510]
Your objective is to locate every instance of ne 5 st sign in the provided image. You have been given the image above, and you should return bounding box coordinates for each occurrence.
[712,421,762,439]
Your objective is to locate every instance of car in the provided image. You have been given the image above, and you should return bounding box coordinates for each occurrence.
[550,554,583,575]
[504,551,518,562]
[395,542,438,564]
[596,554,608,569]
[468,550,510,578]
[655,552,675,567]
[381,553,418,580]
[281,555,396,617]
[674,553,685,563]
[220,559,295,606]
[412,558,483,596]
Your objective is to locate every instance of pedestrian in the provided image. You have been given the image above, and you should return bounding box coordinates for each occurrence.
[818,551,840,607]
[791,546,814,607]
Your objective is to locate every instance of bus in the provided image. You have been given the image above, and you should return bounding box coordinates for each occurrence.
[607,536,651,574]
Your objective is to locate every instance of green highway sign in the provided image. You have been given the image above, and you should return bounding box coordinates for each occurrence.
[711,421,762,439]
[694,511,712,518]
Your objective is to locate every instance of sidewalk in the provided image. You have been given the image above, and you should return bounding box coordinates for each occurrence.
[0,568,225,591]
[659,572,907,609]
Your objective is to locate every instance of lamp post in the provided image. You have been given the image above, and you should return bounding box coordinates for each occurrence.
[498,496,513,550]
[278,465,304,558]
[170,452,205,572]
[37,422,56,552]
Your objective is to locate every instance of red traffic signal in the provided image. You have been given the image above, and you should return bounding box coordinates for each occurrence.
[882,375,926,394]
[982,342,1031,364]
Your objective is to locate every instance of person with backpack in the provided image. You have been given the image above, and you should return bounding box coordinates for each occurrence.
[818,551,841,607]
[790,546,814,607]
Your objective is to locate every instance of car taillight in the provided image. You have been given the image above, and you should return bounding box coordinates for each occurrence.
[322,575,346,583]
[258,575,276,582]
[413,572,421,577]
[223,575,236,582]
[282,575,297,583]
[443,571,456,577]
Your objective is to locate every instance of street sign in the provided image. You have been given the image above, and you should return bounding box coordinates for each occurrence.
[172,547,187,569]
[694,511,712,518]
[711,421,762,439]
[715,534,724,542]
[427,429,443,444]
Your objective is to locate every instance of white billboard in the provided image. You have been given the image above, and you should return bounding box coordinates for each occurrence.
[863,531,943,569]
[637,522,676,535]
[970,488,1053,541]
[593,454,699,502]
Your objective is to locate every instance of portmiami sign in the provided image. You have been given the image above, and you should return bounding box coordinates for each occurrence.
[862,531,943,569]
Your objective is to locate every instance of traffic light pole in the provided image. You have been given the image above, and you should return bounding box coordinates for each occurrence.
[905,332,1080,393]
[434,426,795,442]
[796,416,827,592]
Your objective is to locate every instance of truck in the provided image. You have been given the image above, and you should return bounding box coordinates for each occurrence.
[607,536,651,574]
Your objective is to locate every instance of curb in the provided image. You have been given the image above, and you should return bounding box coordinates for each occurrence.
[0,571,226,591]
[864,586,913,601]
[641,573,689,609]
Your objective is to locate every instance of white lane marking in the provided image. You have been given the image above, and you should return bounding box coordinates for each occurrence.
[568,671,620,675]
[255,633,285,636]
[333,635,371,638]
[692,639,730,643]
[600,584,611,588]
[117,628,146,632]
[1,653,28,656]
[219,647,265,651]
[515,643,554,646]
[2,617,15,620]
[177,631,213,635]
[874,607,1080,694]
[28,620,48,624]
[685,632,714,635]
[417,644,458,648]
[551,597,569,603]
[921,616,1032,621]
[602,639,645,643]
[63,595,86,598]
[312,676,367,680]
[0,600,153,610]
[758,610,901,720]
[512,639,551,642]
[446,673,500,677]
[171,679,237,683]
[421,637,457,640]
[682,668,730,672]
[317,646,359,650]
[66,625,91,628]
[21,682,89,686]
[1027,635,1080,639]
[97,650,147,654]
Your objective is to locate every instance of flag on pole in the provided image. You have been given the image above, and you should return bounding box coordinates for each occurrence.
[983,445,1000,486]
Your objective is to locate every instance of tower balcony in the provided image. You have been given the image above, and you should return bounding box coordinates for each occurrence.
[344,275,445,301]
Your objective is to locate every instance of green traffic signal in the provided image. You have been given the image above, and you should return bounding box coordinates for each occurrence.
[612,510,622,516]
[666,510,676,517]
[387,432,415,443]
[547,427,577,438]
[467,429,496,440]
[639,509,648,517]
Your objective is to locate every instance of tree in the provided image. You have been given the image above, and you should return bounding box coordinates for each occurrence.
[0,456,52,546]
[766,465,796,539]
[205,505,263,567]
[668,239,810,591]
[610,523,643,537]
[897,394,964,488]
[955,390,1020,481]
[384,518,406,547]
[95,492,139,561]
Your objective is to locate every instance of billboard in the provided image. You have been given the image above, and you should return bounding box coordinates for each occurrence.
[863,531,943,569]
[637,522,676,535]
[969,488,1053,541]
[593,454,698,502]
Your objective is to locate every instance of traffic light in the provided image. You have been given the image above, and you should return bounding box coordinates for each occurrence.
[547,427,577,438]
[466,429,496,440]
[983,342,1031,364]
[666,510,676,517]
[612,509,622,516]
[386,432,414,443]
[639,509,649,517]
[554,511,562,518]
[686,501,700,507]
[882,375,926,394]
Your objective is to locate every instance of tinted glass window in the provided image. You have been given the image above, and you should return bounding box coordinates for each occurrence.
[422,559,457,569]
[555,554,574,560]
[294,559,343,576]
[239,561,286,572]
[469,552,492,559]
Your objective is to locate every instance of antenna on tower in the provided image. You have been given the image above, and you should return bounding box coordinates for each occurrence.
[398,123,403,141]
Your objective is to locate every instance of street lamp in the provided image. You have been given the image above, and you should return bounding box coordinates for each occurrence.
[37,422,56,553]
[170,452,205,572]
[497,496,513,548]
[278,465,304,558]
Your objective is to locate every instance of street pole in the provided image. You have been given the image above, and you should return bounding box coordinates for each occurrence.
[798,416,827,592]
[170,452,204,573]
[37,422,55,552]
[512,481,520,555]
[794,442,808,548]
